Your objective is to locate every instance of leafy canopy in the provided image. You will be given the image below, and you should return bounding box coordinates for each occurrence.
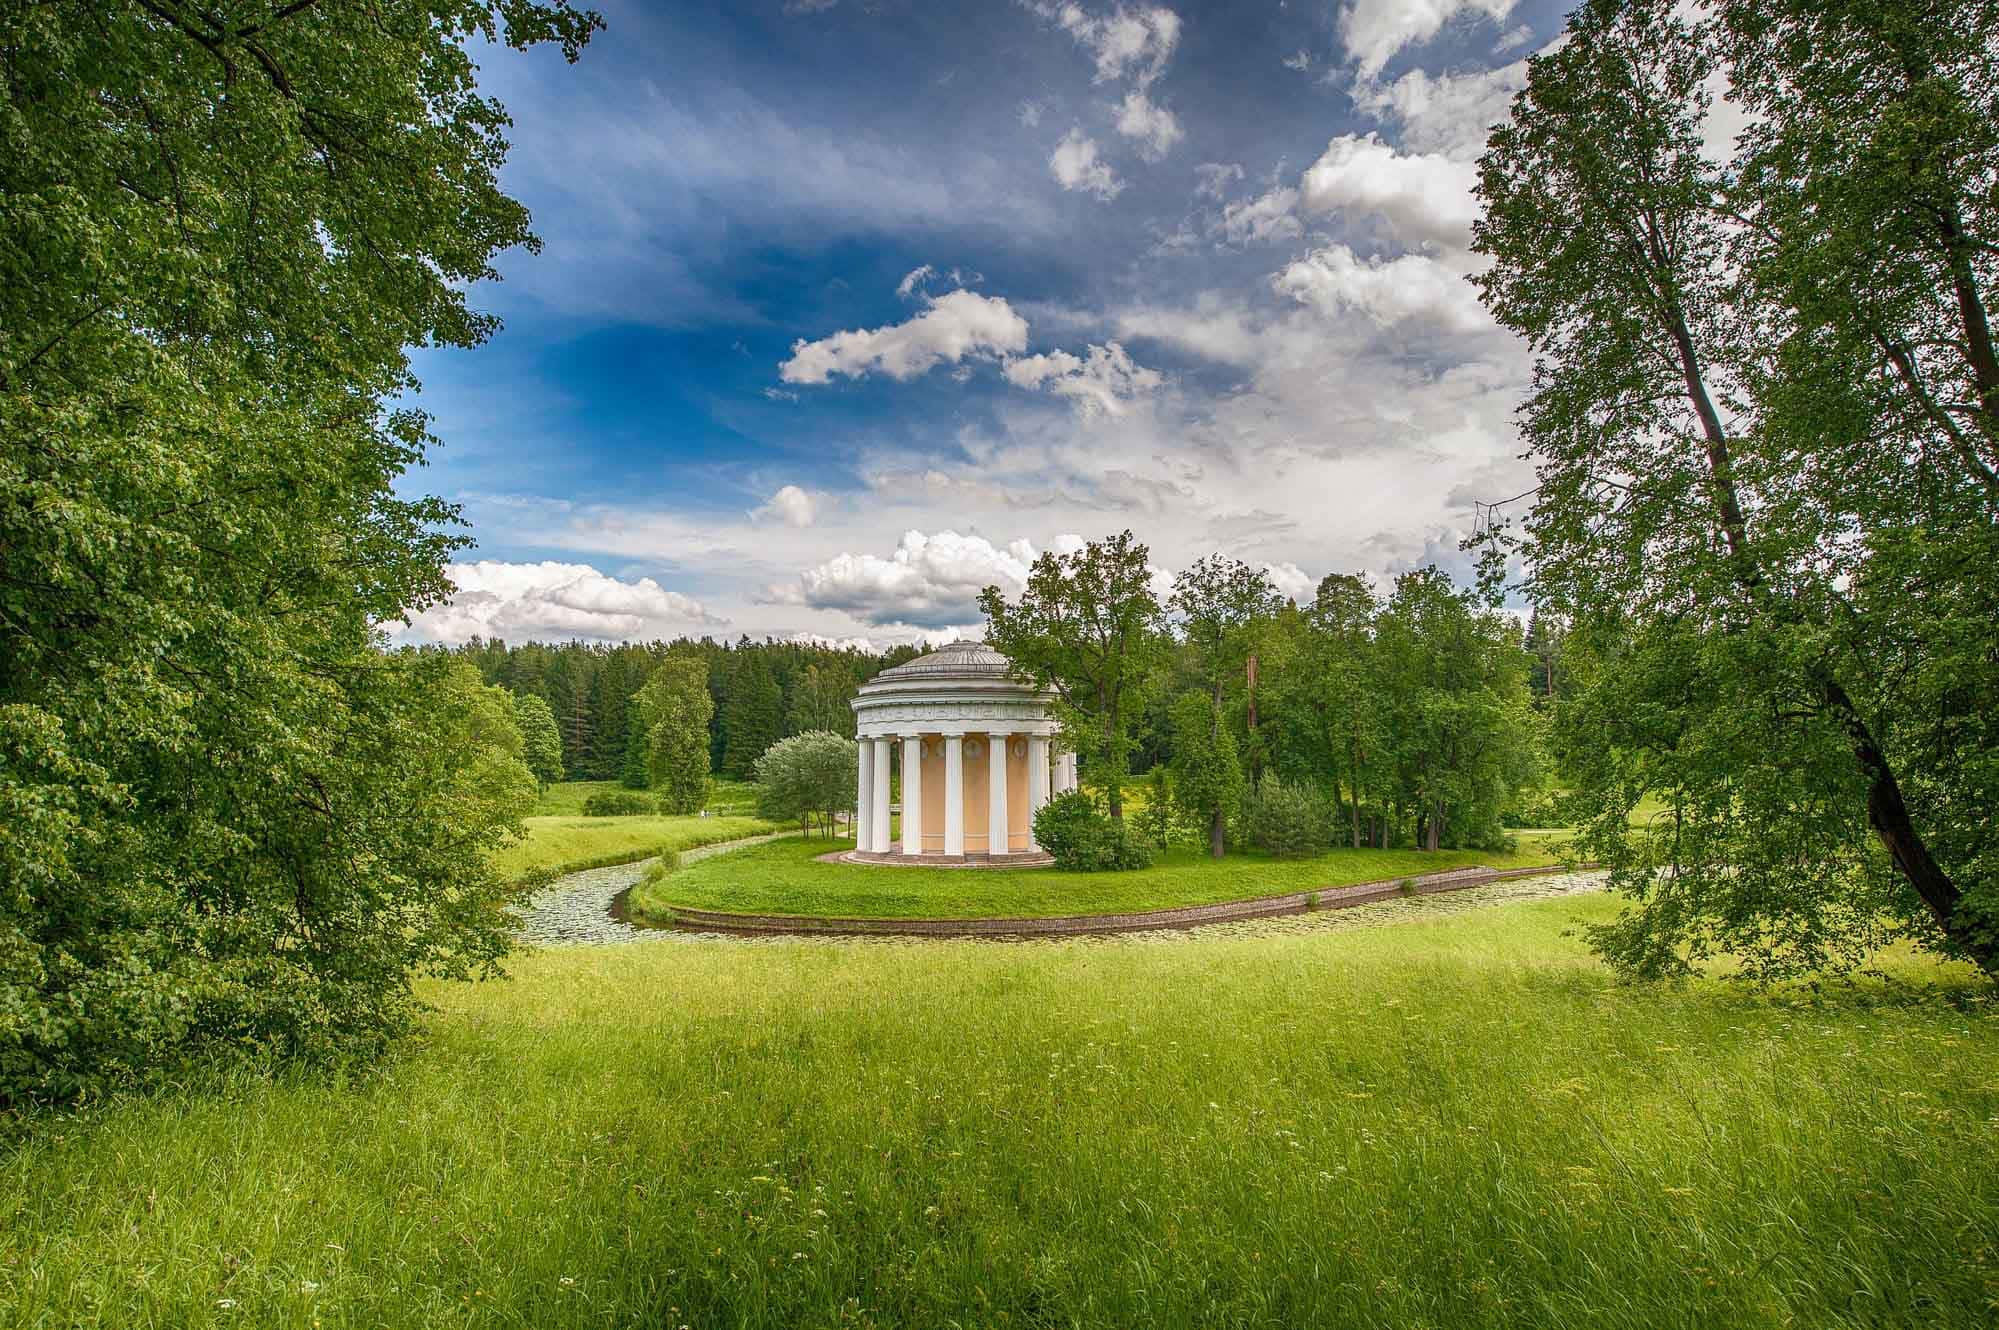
[634,657,714,815]
[1472,0,1999,976]
[979,531,1166,819]
[0,1,598,1105]
[753,731,858,838]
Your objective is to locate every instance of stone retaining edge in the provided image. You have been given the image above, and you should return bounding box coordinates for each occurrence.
[653,861,1601,939]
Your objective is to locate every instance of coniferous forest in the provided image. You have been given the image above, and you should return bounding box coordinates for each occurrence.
[441,637,916,783]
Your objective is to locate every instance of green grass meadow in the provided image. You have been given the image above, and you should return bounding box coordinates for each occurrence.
[490,814,783,882]
[5,891,1995,1328]
[527,779,761,819]
[489,781,781,882]
[629,833,1562,920]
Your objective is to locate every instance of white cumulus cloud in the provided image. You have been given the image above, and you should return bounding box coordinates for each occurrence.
[754,484,819,528]
[1033,1,1182,88]
[400,561,725,644]
[1275,244,1489,333]
[1115,91,1183,159]
[1339,0,1516,82]
[1352,58,1531,161]
[1003,340,1164,417]
[1049,127,1125,199]
[771,530,1043,628]
[1218,185,1303,247]
[1298,132,1481,250]
[779,289,1030,384]
[1263,561,1316,603]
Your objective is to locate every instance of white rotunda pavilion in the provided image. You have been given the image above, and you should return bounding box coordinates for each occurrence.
[849,641,1077,862]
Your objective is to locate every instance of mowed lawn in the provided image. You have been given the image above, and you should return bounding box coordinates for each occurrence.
[5,894,1994,1328]
[629,833,1564,920]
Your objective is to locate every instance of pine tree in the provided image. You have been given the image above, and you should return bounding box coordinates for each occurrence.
[721,652,784,779]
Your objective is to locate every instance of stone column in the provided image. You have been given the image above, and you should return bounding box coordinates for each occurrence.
[871,736,892,853]
[1027,734,1050,849]
[1064,751,1078,793]
[988,731,1010,856]
[943,734,965,855]
[900,734,923,856]
[855,737,874,852]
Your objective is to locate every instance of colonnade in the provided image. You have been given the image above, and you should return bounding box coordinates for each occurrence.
[854,732,1078,857]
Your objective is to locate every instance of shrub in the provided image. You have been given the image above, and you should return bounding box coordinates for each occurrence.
[582,790,656,817]
[1033,791,1155,872]
[753,731,857,837]
[1245,777,1335,858]
[1135,767,1176,850]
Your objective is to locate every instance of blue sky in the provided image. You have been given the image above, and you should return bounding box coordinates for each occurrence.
[400,0,1575,647]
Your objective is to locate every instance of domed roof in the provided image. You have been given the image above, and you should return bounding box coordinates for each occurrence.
[868,640,1014,683]
[851,639,1054,735]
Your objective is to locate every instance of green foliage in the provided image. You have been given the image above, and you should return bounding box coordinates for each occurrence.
[1471,0,1999,976]
[1245,777,1335,859]
[1500,790,1566,830]
[0,0,597,1106]
[980,531,1167,819]
[1032,791,1156,872]
[633,657,713,815]
[510,691,565,786]
[1135,767,1177,850]
[720,652,784,780]
[1168,691,1246,857]
[1372,569,1541,853]
[753,730,858,837]
[460,639,879,782]
[784,663,861,737]
[620,696,651,789]
[581,790,656,817]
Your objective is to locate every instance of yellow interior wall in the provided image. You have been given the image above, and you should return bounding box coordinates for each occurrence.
[1005,738,1030,852]
[918,738,945,853]
[963,735,990,852]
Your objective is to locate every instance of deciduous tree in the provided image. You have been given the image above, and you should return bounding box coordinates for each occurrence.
[1472,0,1999,975]
[979,531,1167,819]
[0,0,598,1104]
[1168,556,1278,856]
[753,730,857,837]
[634,657,713,815]
[510,691,565,787]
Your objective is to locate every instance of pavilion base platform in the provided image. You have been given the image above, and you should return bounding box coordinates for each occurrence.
[825,849,1056,869]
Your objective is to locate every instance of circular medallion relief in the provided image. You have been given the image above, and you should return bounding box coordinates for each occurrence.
[964,737,986,759]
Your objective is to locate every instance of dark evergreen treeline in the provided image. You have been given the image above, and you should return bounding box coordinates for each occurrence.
[440,637,921,782]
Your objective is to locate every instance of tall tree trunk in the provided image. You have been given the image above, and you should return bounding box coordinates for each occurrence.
[1816,671,1992,971]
